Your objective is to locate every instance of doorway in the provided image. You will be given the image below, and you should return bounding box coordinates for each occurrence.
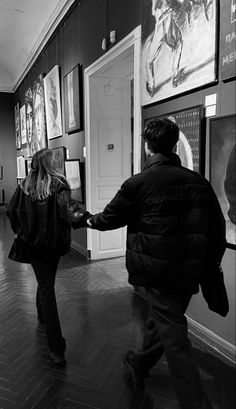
[84,26,141,260]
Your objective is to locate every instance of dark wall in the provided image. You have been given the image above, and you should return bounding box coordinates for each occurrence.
[0,93,16,203]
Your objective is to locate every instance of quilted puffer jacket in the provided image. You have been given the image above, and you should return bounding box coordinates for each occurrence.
[7,178,81,256]
[89,153,226,295]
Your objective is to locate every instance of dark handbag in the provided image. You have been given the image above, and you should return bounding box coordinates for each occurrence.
[8,236,30,263]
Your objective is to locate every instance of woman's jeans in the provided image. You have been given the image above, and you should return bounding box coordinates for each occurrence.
[31,252,66,354]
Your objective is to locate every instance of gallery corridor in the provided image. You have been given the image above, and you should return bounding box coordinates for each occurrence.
[0,208,235,409]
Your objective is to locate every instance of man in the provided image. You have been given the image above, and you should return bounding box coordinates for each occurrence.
[75,118,228,409]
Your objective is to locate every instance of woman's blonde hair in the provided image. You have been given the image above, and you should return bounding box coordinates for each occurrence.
[22,148,69,200]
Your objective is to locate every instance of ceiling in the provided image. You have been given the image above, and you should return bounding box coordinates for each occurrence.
[0,0,75,93]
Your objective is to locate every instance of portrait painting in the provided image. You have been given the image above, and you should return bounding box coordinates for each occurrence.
[141,0,217,105]
[219,0,236,81]
[64,65,82,133]
[25,87,34,157]
[210,114,236,248]
[14,103,21,149]
[52,146,66,175]
[20,105,27,146]
[144,106,204,174]
[32,75,47,152]
[44,65,63,139]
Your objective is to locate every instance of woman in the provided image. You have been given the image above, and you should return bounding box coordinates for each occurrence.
[7,148,81,364]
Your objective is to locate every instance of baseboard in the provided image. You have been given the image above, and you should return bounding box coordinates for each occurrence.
[71,240,90,259]
[187,316,236,366]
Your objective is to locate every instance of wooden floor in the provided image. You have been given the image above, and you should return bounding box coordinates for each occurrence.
[0,208,235,409]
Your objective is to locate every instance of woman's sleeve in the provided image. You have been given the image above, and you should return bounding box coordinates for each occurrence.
[6,186,21,234]
[56,182,82,226]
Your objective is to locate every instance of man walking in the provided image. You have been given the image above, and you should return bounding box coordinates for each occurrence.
[76,118,228,409]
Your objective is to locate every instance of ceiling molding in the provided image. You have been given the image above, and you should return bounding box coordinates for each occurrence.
[13,0,76,93]
[0,86,14,94]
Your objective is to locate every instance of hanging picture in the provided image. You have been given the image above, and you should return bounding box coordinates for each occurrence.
[16,156,26,179]
[44,65,63,139]
[219,0,236,81]
[210,114,236,249]
[64,65,82,133]
[25,87,34,157]
[0,166,3,179]
[141,0,217,105]
[32,75,47,152]
[65,159,84,203]
[20,105,27,146]
[14,103,21,149]
[52,146,66,175]
[144,105,204,174]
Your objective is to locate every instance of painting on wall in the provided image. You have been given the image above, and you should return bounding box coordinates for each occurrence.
[144,105,204,174]
[219,0,236,81]
[32,75,47,153]
[14,103,21,149]
[65,159,84,203]
[210,114,236,249]
[141,0,217,105]
[64,65,82,133]
[16,156,26,179]
[25,87,34,157]
[52,146,66,175]
[44,65,63,139]
[20,105,27,146]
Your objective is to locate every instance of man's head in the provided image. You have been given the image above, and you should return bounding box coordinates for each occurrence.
[143,118,179,156]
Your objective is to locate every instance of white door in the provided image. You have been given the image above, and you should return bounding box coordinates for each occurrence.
[89,76,132,259]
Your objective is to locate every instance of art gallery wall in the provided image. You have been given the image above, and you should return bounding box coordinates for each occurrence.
[0,93,16,202]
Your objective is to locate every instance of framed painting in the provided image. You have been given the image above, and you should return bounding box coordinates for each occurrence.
[17,156,26,179]
[44,65,63,139]
[64,64,82,133]
[210,114,236,249]
[14,102,21,149]
[20,105,27,146]
[52,146,66,175]
[144,105,205,174]
[65,159,84,203]
[25,87,34,157]
[32,74,47,152]
[141,0,217,105]
[219,0,236,81]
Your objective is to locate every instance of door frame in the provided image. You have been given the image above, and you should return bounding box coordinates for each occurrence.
[84,25,142,254]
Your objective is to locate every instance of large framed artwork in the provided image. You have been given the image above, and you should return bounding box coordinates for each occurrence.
[32,74,47,152]
[20,105,27,146]
[64,64,82,133]
[52,146,66,175]
[14,103,21,149]
[210,114,236,249]
[219,0,236,81]
[25,88,34,157]
[65,159,84,203]
[44,65,63,139]
[141,0,217,105]
[144,105,205,174]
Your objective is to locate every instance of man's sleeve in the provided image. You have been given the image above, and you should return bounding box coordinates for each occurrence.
[89,180,135,231]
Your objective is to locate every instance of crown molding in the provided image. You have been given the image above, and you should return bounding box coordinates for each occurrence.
[0,86,14,93]
[13,0,76,93]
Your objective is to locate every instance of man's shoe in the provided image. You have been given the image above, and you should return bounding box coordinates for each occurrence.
[50,351,66,365]
[123,351,148,387]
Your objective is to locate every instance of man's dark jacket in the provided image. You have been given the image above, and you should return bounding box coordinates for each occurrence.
[89,154,228,315]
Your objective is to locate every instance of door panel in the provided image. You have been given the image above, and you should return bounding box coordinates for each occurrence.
[90,76,131,259]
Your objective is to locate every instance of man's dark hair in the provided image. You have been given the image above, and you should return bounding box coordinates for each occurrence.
[143,118,179,155]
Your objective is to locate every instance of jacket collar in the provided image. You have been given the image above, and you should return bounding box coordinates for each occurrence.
[142,153,172,171]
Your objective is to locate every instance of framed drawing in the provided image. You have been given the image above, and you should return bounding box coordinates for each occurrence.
[64,64,82,133]
[0,165,3,180]
[20,105,27,145]
[25,87,34,157]
[65,159,84,203]
[141,0,217,105]
[52,146,66,175]
[14,103,21,149]
[17,156,26,179]
[44,65,63,139]
[210,114,236,249]
[219,0,236,81]
[144,105,205,174]
[32,74,47,152]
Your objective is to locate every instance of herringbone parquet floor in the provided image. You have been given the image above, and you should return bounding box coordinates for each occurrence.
[0,208,235,409]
